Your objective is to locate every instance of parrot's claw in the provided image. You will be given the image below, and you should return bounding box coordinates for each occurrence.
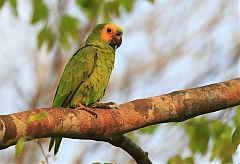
[75,103,97,118]
[90,102,119,109]
[76,107,97,118]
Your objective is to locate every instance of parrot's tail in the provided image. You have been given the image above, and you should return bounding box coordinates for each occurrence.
[48,137,55,152]
[49,137,62,155]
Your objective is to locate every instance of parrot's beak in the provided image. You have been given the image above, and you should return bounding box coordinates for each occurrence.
[109,31,122,49]
[114,31,122,49]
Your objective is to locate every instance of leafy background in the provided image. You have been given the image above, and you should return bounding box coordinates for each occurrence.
[0,0,239,163]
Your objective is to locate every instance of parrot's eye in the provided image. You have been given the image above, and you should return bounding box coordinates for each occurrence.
[107,28,112,33]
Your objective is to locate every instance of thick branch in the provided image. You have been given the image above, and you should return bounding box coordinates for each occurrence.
[0,78,239,162]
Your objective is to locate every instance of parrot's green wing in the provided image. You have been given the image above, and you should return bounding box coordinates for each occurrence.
[49,45,97,155]
[53,46,97,108]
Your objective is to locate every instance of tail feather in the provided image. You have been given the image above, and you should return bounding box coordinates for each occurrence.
[49,137,62,155]
[49,137,55,152]
[54,137,62,155]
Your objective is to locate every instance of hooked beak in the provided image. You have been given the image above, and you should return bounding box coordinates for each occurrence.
[110,31,122,49]
[115,31,122,49]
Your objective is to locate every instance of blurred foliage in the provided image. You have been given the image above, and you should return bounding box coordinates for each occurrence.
[29,0,143,50]
[232,126,240,149]
[0,0,17,15]
[126,131,139,144]
[232,107,240,150]
[9,0,17,15]
[184,113,239,164]
[139,124,159,134]
[76,0,135,21]
[27,0,145,51]
[59,15,79,49]
[0,0,4,8]
[31,0,48,24]
[15,137,26,158]
[185,117,210,155]
[15,136,34,158]
[167,155,195,164]
[232,106,240,149]
[38,26,55,50]
[233,106,240,126]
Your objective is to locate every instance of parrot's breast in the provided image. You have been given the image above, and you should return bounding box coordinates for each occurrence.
[71,47,115,107]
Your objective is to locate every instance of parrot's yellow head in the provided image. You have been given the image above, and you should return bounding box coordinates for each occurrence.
[86,23,123,50]
[101,23,123,49]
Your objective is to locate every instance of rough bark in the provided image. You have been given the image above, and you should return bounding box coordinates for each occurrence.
[0,78,239,163]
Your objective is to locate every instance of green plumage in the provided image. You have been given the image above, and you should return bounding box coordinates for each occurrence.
[49,23,122,155]
[53,45,114,108]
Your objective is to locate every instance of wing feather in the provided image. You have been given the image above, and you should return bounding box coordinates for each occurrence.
[52,46,97,107]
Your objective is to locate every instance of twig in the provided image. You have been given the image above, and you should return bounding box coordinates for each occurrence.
[106,135,152,164]
[37,140,49,164]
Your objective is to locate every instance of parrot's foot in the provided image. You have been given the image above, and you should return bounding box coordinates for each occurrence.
[90,102,119,109]
[75,103,97,118]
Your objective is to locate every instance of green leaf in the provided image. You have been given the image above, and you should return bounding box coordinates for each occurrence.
[139,125,159,134]
[185,117,237,163]
[233,106,240,126]
[185,118,210,155]
[210,138,221,161]
[183,157,195,164]
[210,125,235,163]
[31,0,48,24]
[15,137,26,158]
[27,111,48,124]
[126,132,139,144]
[38,26,55,50]
[209,120,231,139]
[76,0,103,21]
[59,15,79,49]
[103,1,120,21]
[59,33,70,49]
[232,126,240,149]
[9,0,17,16]
[119,0,135,13]
[60,15,79,40]
[168,155,195,164]
[167,155,183,164]
[147,0,155,3]
[102,6,110,22]
[0,0,5,9]
[219,138,234,163]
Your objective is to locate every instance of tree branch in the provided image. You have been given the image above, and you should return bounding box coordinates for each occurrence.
[106,135,152,164]
[0,78,239,163]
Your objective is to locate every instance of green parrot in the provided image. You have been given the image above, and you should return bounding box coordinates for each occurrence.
[48,23,123,155]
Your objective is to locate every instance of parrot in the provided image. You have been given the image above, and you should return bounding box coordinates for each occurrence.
[48,23,123,155]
